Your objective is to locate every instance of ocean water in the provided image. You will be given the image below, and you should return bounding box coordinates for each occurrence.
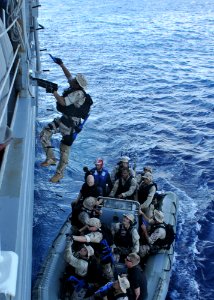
[33,0,214,299]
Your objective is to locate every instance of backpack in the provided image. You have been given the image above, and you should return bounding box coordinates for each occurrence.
[156,223,175,250]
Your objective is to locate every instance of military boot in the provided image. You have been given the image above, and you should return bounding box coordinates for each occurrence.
[40,128,56,167]
[40,146,56,167]
[50,143,70,183]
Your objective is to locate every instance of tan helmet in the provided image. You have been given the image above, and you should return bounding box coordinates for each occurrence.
[142,172,153,182]
[118,275,130,293]
[143,165,153,173]
[83,244,94,257]
[120,156,130,163]
[75,73,87,89]
[87,217,101,228]
[83,197,97,210]
[123,213,135,224]
[153,210,164,223]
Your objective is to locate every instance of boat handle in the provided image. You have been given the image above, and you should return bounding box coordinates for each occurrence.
[164,253,172,272]
[32,5,41,9]
[36,23,45,31]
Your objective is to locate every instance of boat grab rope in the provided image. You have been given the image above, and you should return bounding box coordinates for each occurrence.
[0,16,18,39]
[1,0,24,42]
[5,0,23,17]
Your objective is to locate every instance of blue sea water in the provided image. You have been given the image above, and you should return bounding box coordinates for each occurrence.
[33,0,214,299]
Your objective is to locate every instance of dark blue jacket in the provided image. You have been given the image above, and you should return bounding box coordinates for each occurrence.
[90,167,113,196]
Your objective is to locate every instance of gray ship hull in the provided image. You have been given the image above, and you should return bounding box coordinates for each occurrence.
[0,1,41,299]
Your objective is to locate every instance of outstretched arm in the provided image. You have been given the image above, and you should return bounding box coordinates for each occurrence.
[60,63,72,80]
[50,55,72,80]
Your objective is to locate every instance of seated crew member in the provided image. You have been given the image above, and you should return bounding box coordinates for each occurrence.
[111,156,135,184]
[62,240,94,299]
[90,158,113,196]
[125,253,148,300]
[111,214,140,262]
[70,175,101,230]
[72,218,114,281]
[94,275,130,300]
[64,240,94,277]
[40,57,91,183]
[109,167,137,200]
[139,210,166,258]
[74,174,101,205]
[136,165,153,184]
[78,196,102,227]
[137,172,157,217]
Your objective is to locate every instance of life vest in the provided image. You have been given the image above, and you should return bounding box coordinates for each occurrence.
[90,168,110,195]
[115,175,135,199]
[137,182,157,204]
[114,224,134,250]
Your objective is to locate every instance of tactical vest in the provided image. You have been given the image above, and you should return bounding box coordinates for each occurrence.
[114,224,134,249]
[57,88,93,124]
[137,182,157,204]
[115,176,134,199]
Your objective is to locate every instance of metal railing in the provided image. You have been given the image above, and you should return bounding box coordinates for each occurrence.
[0,45,21,126]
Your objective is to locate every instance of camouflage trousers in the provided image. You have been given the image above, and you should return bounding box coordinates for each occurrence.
[40,118,72,175]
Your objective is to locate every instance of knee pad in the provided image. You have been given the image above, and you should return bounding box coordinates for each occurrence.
[61,135,74,146]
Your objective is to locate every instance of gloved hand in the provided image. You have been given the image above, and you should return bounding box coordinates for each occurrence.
[49,54,63,65]
[46,84,58,93]
[53,57,63,65]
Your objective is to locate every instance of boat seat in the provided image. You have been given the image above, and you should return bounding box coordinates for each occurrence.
[100,197,140,229]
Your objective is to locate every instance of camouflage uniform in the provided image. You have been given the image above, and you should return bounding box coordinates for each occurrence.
[64,241,95,300]
[64,241,89,277]
[84,231,114,281]
[78,197,97,226]
[109,176,137,199]
[113,222,140,254]
[84,231,103,243]
[139,227,166,257]
[40,90,85,179]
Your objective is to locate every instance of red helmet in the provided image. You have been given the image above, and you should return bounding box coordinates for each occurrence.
[94,158,104,167]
